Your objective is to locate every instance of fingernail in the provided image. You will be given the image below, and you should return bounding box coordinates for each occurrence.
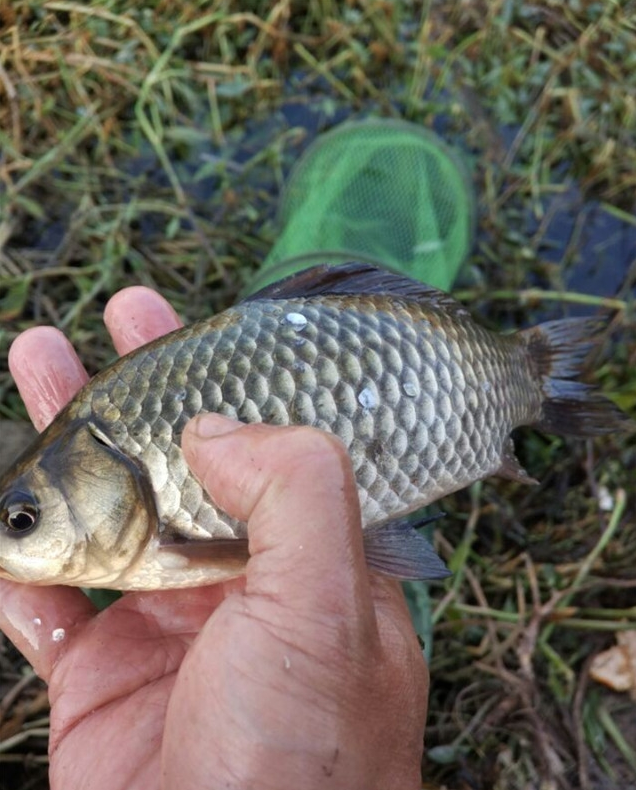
[188,413,242,440]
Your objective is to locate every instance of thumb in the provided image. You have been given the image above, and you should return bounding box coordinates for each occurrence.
[181,413,375,622]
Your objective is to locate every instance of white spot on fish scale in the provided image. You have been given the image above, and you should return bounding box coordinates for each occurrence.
[282,312,308,331]
[357,387,377,410]
[51,628,66,642]
[482,381,492,393]
[174,389,187,402]
[402,381,418,398]
[283,655,291,670]
[33,617,42,626]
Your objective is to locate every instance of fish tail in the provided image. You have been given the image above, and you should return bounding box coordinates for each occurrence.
[522,317,633,437]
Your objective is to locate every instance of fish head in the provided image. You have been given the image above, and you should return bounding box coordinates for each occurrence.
[0,417,156,587]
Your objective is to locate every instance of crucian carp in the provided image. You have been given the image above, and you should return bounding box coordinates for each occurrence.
[0,264,631,589]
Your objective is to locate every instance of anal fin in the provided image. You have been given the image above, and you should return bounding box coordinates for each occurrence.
[363,513,450,581]
[496,438,539,485]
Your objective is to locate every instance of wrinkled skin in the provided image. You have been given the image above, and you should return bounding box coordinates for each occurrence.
[0,288,429,790]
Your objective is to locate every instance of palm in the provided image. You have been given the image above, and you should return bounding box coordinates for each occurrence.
[46,586,228,788]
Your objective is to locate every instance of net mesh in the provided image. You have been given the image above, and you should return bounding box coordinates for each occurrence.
[248,118,475,293]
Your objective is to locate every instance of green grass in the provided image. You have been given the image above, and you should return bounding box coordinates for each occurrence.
[1,2,635,788]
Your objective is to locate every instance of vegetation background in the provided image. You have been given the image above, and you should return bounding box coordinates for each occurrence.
[0,1,635,788]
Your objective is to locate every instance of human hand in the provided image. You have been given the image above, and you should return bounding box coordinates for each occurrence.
[1,288,429,790]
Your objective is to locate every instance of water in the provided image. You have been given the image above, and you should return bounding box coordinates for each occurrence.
[533,186,636,304]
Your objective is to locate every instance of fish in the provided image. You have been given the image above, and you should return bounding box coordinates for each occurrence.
[0,263,631,590]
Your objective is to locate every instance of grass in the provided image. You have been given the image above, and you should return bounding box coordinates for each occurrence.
[1,1,635,788]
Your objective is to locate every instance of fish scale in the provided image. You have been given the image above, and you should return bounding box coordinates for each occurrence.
[73,295,527,539]
[0,263,630,590]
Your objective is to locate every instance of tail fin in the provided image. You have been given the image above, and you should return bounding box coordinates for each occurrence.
[523,317,634,437]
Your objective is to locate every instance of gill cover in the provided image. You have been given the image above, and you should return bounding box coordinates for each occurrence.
[0,418,156,586]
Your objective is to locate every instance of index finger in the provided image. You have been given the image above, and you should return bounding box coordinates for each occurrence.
[9,287,182,431]
[8,328,89,432]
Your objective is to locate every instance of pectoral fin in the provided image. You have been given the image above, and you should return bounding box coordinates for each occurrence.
[158,515,450,583]
[160,536,250,569]
[363,513,450,581]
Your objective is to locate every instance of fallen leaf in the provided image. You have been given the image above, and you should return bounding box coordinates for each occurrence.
[590,631,636,700]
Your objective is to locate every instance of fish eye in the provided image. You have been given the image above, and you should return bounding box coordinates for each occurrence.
[0,491,40,537]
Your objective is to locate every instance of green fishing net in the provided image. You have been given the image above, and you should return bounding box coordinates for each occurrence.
[248,118,476,294]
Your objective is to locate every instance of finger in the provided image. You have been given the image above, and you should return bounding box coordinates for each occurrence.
[370,574,424,651]
[182,413,376,625]
[9,289,182,433]
[104,286,182,355]
[8,328,89,432]
[0,578,96,680]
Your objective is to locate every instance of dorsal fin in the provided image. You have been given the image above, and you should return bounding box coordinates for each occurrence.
[245,262,469,314]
